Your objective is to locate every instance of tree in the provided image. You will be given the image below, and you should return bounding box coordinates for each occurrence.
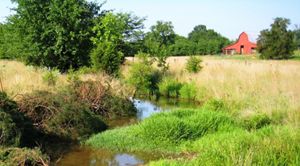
[188,25,230,55]
[91,12,145,75]
[257,18,296,59]
[144,21,176,71]
[294,25,300,49]
[11,0,103,72]
[169,35,195,56]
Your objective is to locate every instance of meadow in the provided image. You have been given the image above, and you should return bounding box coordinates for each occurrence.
[87,55,300,165]
[1,55,300,165]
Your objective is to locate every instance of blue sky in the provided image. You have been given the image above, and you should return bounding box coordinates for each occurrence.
[1,0,299,40]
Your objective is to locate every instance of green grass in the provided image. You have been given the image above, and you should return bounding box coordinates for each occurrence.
[85,100,300,165]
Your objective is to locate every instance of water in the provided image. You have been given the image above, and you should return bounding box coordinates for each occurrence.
[57,98,199,166]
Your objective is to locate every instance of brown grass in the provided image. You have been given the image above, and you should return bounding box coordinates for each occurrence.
[0,60,132,98]
[125,56,300,125]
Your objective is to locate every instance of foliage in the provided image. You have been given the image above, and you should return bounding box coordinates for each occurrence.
[169,35,195,56]
[0,21,27,60]
[158,78,182,98]
[257,18,296,59]
[67,68,81,85]
[0,112,21,147]
[17,81,135,140]
[145,21,176,71]
[91,12,145,75]
[127,52,161,96]
[185,56,202,73]
[0,147,49,166]
[11,0,103,72]
[179,82,198,100]
[293,25,300,49]
[188,25,230,55]
[42,69,60,86]
[0,92,34,147]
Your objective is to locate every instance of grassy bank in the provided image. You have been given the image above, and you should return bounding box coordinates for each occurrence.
[86,100,300,165]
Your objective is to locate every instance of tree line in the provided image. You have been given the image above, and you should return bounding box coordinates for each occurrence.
[0,0,299,75]
[0,0,230,74]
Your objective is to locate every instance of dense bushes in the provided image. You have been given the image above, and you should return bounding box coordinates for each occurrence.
[18,81,136,139]
[0,147,49,166]
[185,56,202,73]
[0,92,34,147]
[127,53,161,96]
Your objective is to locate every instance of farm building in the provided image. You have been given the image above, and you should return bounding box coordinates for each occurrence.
[223,32,257,55]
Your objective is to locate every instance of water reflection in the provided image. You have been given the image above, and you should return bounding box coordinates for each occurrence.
[57,147,158,166]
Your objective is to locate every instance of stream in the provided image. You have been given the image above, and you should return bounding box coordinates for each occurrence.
[57,98,198,166]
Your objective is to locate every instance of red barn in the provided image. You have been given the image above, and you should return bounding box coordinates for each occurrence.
[223,32,257,55]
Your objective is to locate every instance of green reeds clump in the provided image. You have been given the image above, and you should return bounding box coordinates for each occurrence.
[86,109,239,152]
[158,78,182,98]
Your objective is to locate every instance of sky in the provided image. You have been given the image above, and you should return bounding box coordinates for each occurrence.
[0,0,299,40]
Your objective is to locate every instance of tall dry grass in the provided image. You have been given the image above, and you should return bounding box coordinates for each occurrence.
[0,60,132,98]
[0,60,67,96]
[125,56,300,125]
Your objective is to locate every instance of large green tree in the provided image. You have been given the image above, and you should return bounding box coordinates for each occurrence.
[11,0,103,72]
[257,18,296,59]
[91,12,144,75]
[188,25,230,55]
[144,21,176,71]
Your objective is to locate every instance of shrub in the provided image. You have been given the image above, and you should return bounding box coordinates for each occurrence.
[179,82,198,100]
[17,81,136,139]
[0,147,49,166]
[158,78,182,98]
[0,92,34,147]
[91,42,123,76]
[48,102,107,140]
[127,53,161,96]
[0,112,21,147]
[185,56,202,73]
[42,69,59,86]
[67,68,81,85]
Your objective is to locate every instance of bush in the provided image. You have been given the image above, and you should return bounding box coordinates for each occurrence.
[42,69,59,86]
[179,82,198,100]
[185,56,202,73]
[0,92,34,147]
[0,147,49,166]
[67,68,81,85]
[0,112,21,147]
[48,102,107,140]
[17,81,136,139]
[127,53,161,96]
[91,42,123,76]
[158,78,182,98]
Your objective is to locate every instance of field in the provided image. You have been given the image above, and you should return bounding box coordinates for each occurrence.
[87,55,300,165]
[1,56,300,165]
[124,56,300,125]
